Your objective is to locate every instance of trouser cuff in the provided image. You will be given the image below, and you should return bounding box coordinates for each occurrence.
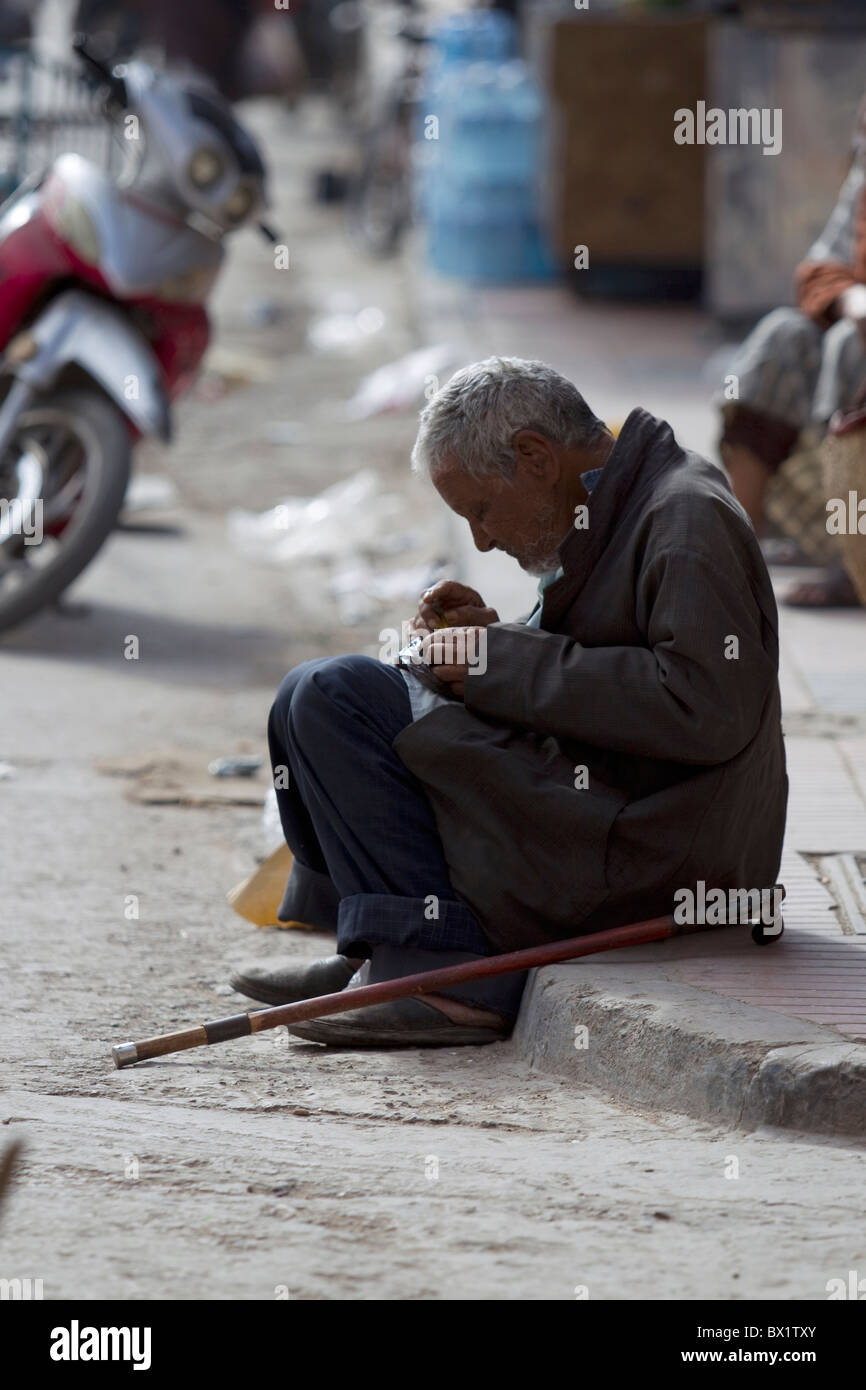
[336,892,491,958]
[277,859,341,930]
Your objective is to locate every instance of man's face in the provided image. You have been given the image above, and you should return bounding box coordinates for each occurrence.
[432,450,570,576]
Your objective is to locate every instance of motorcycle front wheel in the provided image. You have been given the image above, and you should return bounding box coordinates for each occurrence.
[0,387,132,633]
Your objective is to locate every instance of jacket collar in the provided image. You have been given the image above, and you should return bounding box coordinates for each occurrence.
[539,407,679,628]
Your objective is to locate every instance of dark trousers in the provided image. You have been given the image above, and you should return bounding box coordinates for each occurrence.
[267,655,526,1019]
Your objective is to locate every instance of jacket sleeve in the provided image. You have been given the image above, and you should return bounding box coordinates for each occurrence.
[795,159,866,326]
[463,548,777,766]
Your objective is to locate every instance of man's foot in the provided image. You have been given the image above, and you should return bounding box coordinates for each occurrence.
[229,954,362,1006]
[285,995,510,1048]
[344,961,507,1028]
[782,565,861,608]
[420,993,508,1027]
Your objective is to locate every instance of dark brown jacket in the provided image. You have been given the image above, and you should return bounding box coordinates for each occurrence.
[394,408,788,952]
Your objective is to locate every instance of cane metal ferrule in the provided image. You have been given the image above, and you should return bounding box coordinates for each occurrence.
[112,1042,139,1069]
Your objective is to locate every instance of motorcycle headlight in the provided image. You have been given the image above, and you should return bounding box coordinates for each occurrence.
[223,185,254,225]
[188,147,225,189]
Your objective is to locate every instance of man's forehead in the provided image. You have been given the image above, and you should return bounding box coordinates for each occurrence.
[432,460,501,509]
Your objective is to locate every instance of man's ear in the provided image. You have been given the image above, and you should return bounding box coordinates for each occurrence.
[513,429,559,480]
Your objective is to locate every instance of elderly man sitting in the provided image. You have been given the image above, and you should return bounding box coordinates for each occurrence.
[231,357,788,1048]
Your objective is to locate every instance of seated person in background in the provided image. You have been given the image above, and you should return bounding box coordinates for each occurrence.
[231,358,788,1050]
[719,99,866,606]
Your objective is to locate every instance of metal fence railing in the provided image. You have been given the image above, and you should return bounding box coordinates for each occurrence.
[0,45,123,202]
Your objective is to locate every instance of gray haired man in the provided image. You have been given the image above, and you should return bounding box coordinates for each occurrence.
[231,357,787,1048]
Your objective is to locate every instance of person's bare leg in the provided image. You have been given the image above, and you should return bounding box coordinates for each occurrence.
[720,442,771,533]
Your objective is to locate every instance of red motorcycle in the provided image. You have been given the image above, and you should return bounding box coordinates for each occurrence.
[0,38,270,631]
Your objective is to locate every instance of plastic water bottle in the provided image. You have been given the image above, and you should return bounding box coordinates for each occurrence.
[419,52,554,284]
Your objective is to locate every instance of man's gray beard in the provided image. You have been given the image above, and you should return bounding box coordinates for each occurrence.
[523,553,562,578]
[518,508,569,576]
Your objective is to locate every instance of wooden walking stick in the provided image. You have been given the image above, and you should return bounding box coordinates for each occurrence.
[111,899,784,1069]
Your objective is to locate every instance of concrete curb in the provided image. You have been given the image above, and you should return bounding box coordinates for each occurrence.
[513,959,866,1139]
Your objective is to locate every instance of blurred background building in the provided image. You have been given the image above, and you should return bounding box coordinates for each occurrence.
[3,0,865,324]
[1,0,866,624]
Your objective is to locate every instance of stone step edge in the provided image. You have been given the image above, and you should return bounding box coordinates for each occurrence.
[512,965,866,1139]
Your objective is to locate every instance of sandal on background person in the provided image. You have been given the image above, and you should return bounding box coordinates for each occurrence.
[782,562,862,608]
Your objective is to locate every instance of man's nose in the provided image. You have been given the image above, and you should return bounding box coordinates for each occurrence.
[469,521,495,553]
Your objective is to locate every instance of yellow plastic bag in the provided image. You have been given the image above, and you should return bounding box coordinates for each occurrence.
[226,844,311,929]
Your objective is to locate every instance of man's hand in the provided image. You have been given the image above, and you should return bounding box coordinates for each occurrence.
[410,580,499,635]
[839,284,866,345]
[417,625,486,699]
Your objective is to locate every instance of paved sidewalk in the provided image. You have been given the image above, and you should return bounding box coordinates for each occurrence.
[415,270,866,1130]
[674,600,866,1043]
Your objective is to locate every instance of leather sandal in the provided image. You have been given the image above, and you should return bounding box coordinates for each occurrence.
[286,995,509,1048]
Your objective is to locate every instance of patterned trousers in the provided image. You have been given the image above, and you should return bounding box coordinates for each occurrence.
[719,307,866,471]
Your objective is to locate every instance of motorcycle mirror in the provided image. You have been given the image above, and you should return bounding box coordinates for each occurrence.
[72,33,127,107]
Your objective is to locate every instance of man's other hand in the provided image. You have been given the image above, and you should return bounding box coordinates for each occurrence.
[411,580,499,634]
[840,284,866,345]
[418,625,486,699]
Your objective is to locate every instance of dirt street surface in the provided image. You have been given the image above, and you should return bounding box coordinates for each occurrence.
[2,100,864,1303]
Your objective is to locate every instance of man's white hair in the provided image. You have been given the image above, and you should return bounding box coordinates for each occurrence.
[411,356,607,481]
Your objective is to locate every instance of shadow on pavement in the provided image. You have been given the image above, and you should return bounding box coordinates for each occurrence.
[0,602,295,689]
